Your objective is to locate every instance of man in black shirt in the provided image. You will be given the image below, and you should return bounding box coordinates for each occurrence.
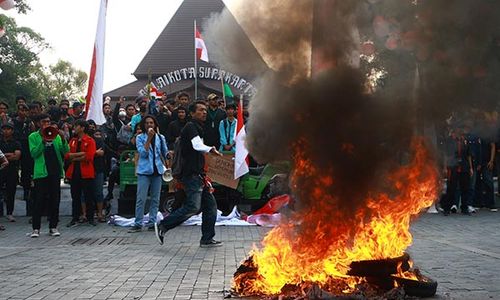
[203,94,226,149]
[166,106,187,149]
[155,99,172,138]
[155,101,223,247]
[171,92,191,121]
[13,104,35,204]
[93,129,107,222]
[0,122,21,222]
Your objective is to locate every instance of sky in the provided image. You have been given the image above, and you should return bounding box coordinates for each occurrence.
[3,0,239,94]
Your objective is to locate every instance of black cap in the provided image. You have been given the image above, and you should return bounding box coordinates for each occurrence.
[72,102,83,108]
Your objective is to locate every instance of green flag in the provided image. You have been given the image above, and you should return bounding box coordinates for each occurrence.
[224,83,234,104]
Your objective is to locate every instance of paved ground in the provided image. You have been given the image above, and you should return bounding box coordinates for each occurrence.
[1,195,500,299]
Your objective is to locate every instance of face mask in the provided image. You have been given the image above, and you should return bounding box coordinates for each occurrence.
[118,111,126,118]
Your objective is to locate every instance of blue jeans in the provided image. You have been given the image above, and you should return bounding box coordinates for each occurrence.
[94,172,104,203]
[135,174,162,227]
[159,175,217,242]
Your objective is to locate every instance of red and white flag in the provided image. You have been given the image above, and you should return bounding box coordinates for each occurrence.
[0,0,15,10]
[195,27,209,63]
[150,85,165,99]
[85,0,107,125]
[234,97,249,179]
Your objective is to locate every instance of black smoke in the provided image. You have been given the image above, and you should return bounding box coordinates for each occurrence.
[204,0,500,212]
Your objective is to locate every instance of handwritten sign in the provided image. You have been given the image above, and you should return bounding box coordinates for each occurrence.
[205,153,240,190]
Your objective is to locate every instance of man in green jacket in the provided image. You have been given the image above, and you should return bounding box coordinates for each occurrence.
[29,113,69,238]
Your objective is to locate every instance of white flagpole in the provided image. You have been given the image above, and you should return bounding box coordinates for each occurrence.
[194,19,198,100]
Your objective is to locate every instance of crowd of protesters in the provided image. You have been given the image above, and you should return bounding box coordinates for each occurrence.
[0,92,236,244]
[1,91,500,242]
[439,112,500,216]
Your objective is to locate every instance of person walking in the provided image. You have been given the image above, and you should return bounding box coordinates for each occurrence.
[155,101,223,247]
[29,114,69,237]
[128,115,169,233]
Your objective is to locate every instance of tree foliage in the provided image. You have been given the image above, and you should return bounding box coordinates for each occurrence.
[0,14,87,108]
[44,60,88,100]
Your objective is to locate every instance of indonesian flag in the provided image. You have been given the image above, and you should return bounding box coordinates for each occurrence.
[195,27,209,62]
[234,97,249,179]
[149,85,165,99]
[0,0,15,10]
[85,0,107,125]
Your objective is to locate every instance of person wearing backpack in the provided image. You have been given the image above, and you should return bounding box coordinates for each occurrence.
[128,115,169,233]
[155,101,223,247]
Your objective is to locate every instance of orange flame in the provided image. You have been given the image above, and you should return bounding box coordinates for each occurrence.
[233,137,439,296]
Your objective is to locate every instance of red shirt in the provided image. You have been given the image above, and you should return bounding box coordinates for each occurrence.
[65,134,96,179]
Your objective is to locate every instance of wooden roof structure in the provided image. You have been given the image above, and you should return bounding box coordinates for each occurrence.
[105,0,268,100]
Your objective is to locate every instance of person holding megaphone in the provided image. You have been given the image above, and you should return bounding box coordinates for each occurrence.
[128,115,169,233]
[28,114,69,238]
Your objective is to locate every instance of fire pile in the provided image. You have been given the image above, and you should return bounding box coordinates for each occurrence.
[232,138,440,299]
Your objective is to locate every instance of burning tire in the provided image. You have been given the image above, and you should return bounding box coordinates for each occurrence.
[392,275,438,298]
[347,253,410,277]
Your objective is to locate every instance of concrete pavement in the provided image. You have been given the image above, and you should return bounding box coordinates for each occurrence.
[1,202,500,299]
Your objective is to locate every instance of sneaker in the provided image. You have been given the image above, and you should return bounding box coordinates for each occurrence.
[468,206,477,213]
[489,207,498,212]
[200,239,223,248]
[128,225,142,233]
[154,223,165,245]
[6,215,16,222]
[30,229,40,238]
[66,219,78,228]
[450,205,458,213]
[49,228,61,237]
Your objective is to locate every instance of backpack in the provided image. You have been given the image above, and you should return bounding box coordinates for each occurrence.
[116,122,133,144]
[171,137,183,179]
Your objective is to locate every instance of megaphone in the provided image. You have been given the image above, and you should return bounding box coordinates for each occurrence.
[162,168,173,182]
[42,126,59,141]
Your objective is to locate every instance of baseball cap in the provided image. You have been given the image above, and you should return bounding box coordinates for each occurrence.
[207,93,219,101]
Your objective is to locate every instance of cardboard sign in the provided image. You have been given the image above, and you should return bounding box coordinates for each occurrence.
[205,153,240,189]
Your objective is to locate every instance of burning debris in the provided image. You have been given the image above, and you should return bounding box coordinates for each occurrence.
[204,0,500,298]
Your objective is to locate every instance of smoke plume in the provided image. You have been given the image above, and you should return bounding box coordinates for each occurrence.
[204,0,500,212]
